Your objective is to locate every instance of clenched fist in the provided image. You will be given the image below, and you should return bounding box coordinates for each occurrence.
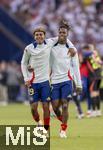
[68,48,76,57]
[27,65,34,72]
[25,80,31,88]
[76,86,82,94]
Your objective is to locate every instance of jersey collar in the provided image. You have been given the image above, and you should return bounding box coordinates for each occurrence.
[33,40,47,48]
[54,42,69,48]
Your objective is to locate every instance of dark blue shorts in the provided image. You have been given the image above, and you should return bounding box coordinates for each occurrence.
[28,81,51,103]
[51,80,73,101]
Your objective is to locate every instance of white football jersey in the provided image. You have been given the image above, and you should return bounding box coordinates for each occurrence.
[21,39,55,83]
[50,40,82,87]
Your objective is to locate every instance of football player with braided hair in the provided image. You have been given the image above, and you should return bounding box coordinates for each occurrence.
[50,20,82,138]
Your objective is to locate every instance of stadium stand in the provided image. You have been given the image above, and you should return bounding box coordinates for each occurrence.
[1,0,103,56]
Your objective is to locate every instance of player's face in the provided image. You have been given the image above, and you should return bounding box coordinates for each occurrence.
[34,32,45,44]
[58,28,68,43]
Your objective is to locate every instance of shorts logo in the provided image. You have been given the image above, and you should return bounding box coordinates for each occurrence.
[51,86,53,91]
[67,94,72,98]
[47,97,51,101]
[28,88,34,96]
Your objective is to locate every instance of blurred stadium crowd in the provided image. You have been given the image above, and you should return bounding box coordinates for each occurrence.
[0,61,28,105]
[1,0,103,55]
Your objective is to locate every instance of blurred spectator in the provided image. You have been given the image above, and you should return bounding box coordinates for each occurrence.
[16,83,28,102]
[94,0,103,14]
[7,61,21,102]
[100,57,103,100]
[0,60,29,103]
[0,61,8,105]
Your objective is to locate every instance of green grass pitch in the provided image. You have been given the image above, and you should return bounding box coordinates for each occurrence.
[0,102,103,150]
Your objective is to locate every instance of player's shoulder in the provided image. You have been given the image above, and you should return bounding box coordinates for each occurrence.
[67,39,77,52]
[67,39,74,47]
[67,39,71,43]
[24,43,34,52]
[46,37,58,45]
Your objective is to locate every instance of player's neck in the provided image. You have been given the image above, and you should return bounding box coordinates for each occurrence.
[37,42,44,45]
[58,39,67,45]
[36,40,46,45]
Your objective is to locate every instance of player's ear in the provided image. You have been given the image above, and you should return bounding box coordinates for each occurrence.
[67,48,76,57]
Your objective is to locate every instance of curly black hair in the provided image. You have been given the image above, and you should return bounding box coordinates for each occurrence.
[59,20,71,30]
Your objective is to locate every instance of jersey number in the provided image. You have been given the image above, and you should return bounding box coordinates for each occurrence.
[28,88,34,95]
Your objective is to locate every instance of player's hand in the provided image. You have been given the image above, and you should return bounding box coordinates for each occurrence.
[27,65,34,72]
[67,48,76,57]
[25,80,31,88]
[76,86,82,94]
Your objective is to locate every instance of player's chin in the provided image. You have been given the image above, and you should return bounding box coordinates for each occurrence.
[59,37,65,41]
[36,39,44,44]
